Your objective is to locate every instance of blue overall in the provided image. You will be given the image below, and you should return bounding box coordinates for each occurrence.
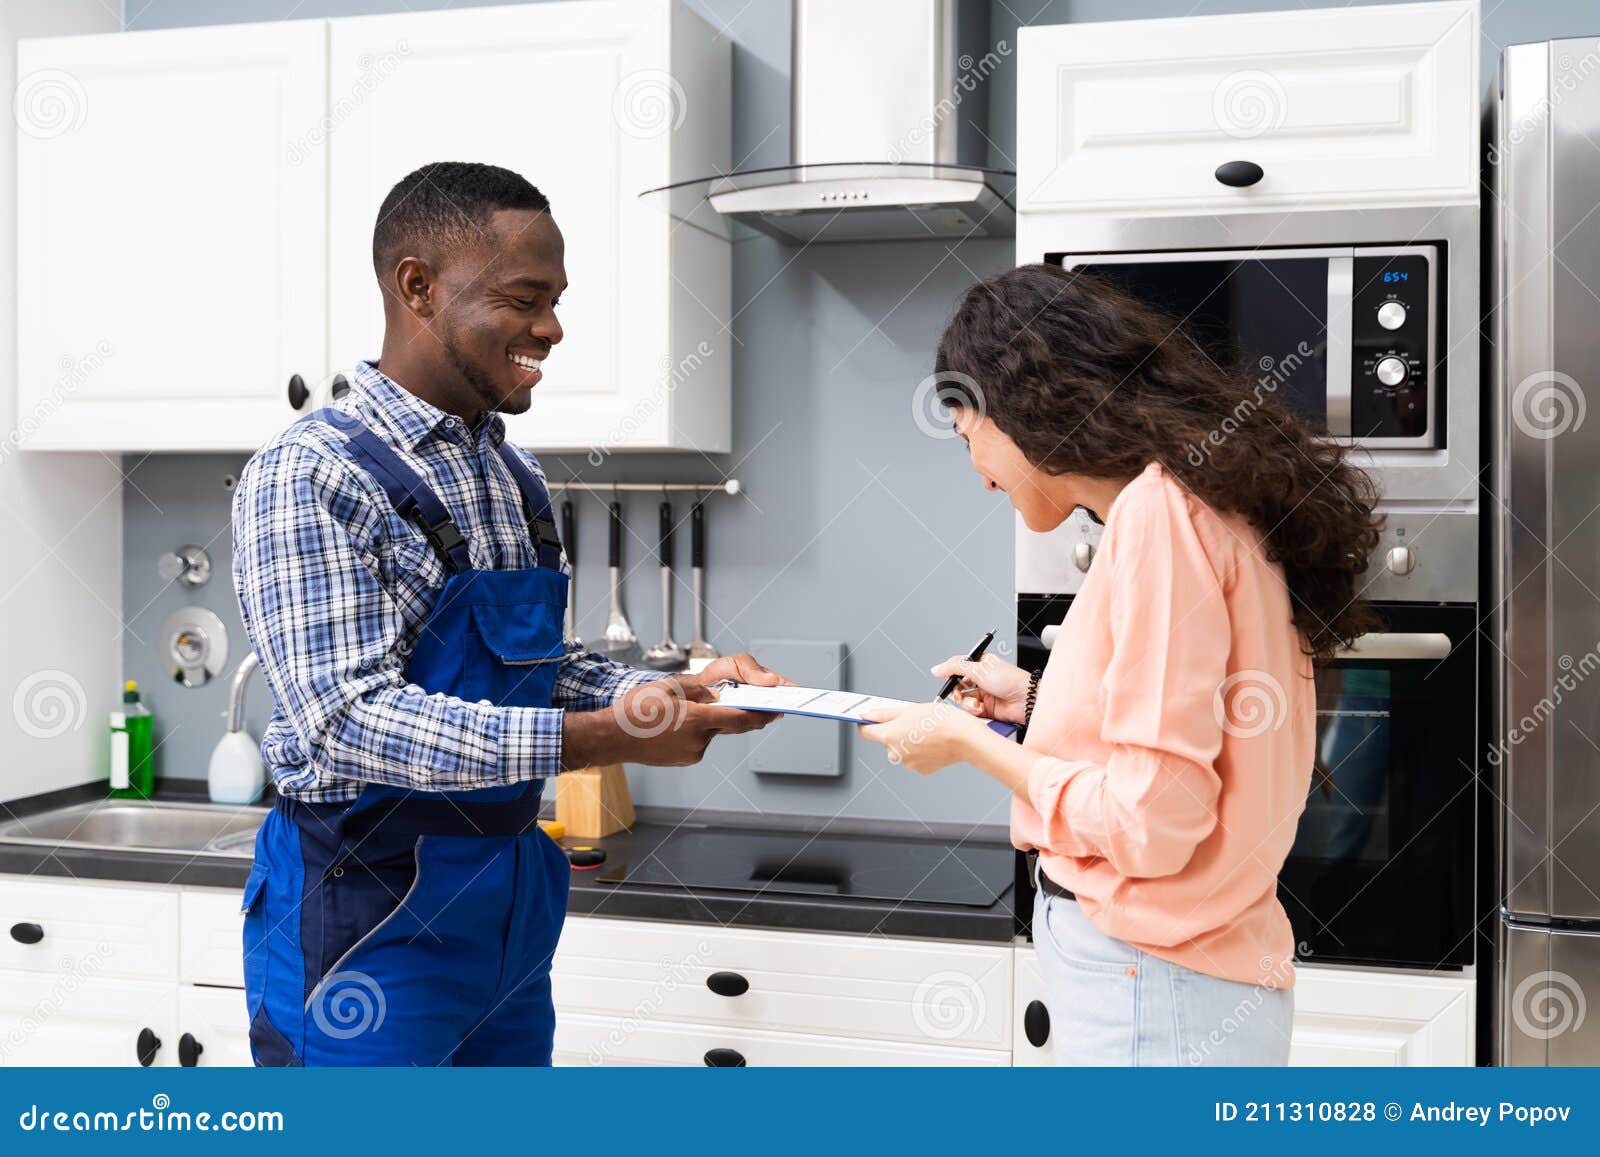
[241,411,571,1067]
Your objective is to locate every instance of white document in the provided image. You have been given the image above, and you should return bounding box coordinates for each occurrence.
[710,682,912,724]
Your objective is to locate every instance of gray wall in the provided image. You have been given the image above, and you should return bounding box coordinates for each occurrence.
[122,0,1600,826]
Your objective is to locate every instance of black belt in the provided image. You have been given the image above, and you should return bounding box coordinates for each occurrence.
[1028,850,1076,901]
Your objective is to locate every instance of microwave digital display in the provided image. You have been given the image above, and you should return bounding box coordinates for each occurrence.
[1058,245,1440,449]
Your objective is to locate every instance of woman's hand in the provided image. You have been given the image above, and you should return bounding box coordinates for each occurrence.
[931,653,1032,724]
[858,700,991,775]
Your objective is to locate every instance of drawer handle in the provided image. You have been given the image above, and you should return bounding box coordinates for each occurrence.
[287,373,309,410]
[330,373,351,400]
[136,1027,162,1067]
[1024,999,1051,1048]
[1214,160,1264,188]
[9,922,44,945]
[178,1032,204,1068]
[704,1047,746,1067]
[706,971,749,997]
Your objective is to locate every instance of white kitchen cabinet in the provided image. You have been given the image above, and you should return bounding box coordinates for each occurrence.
[554,914,1013,1052]
[1010,941,1054,1066]
[1290,965,1475,1066]
[1017,0,1477,215]
[179,890,247,988]
[328,1,731,453]
[176,985,253,1068]
[0,972,178,1067]
[0,876,178,981]
[555,1012,1011,1068]
[15,21,328,451]
[1012,936,1473,1067]
[15,0,730,455]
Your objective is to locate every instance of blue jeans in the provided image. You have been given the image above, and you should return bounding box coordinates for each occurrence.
[1032,889,1293,1066]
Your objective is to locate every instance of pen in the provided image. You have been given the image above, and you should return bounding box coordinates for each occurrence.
[937,629,995,701]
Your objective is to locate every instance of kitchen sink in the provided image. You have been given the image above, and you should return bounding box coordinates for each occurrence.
[0,800,267,858]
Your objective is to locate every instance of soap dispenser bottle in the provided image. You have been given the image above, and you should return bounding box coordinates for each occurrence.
[109,680,154,800]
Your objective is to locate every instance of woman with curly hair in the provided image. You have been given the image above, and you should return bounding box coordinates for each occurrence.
[860,263,1382,1067]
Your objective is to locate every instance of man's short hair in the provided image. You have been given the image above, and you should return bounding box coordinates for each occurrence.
[372,161,550,280]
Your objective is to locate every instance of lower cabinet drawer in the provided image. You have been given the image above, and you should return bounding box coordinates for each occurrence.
[555,1012,1012,1067]
[181,890,246,988]
[554,916,1013,1051]
[1290,965,1475,1066]
[0,971,177,1067]
[0,876,178,981]
[177,985,252,1067]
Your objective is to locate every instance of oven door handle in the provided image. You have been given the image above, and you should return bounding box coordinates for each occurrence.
[1041,623,1062,650]
[1335,632,1452,661]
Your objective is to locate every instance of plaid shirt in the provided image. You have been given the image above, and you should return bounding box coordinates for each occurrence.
[232,361,664,802]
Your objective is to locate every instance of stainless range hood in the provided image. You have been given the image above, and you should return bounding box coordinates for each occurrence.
[648,0,1014,244]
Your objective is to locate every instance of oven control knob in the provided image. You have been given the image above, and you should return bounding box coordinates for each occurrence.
[1072,541,1095,572]
[1377,301,1408,330]
[1375,356,1408,387]
[1386,545,1416,576]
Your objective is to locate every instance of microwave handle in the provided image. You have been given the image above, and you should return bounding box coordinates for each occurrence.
[1335,632,1452,661]
[1325,256,1353,438]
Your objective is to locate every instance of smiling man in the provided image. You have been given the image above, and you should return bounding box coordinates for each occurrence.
[232,161,781,1067]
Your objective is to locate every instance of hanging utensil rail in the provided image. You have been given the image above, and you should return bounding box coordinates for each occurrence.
[552,480,742,495]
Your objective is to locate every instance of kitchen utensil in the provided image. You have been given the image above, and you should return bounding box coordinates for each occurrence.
[601,499,640,661]
[687,499,719,672]
[641,500,687,670]
[560,497,581,651]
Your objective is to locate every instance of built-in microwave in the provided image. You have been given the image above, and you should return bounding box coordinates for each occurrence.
[1054,244,1443,450]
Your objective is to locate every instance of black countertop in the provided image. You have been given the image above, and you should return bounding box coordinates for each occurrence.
[0,781,1019,944]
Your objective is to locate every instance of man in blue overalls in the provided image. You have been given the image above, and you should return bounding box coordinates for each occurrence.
[232,161,783,1067]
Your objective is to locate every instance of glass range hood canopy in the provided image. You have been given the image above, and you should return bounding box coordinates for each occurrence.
[641,162,1016,246]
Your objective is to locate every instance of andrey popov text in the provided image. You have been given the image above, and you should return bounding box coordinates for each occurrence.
[1214,1101,1573,1126]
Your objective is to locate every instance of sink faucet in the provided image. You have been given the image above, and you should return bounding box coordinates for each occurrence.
[224,651,259,734]
[210,653,265,804]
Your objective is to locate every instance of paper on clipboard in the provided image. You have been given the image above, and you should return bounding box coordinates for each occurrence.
[710,682,913,724]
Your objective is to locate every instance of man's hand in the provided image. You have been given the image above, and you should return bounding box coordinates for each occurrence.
[561,676,780,770]
[684,652,792,689]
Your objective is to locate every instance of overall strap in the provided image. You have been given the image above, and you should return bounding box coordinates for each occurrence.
[303,407,473,574]
[495,442,564,570]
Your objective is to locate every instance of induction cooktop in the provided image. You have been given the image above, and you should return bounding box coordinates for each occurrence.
[595,828,1012,908]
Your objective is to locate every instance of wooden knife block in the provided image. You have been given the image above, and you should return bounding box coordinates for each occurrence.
[555,764,634,838]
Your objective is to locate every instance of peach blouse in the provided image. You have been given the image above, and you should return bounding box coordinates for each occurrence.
[1015,463,1315,988]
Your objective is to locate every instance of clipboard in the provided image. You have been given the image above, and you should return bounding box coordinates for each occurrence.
[711,681,1020,737]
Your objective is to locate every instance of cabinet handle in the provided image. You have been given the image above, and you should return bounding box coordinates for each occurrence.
[178,1032,204,1068]
[703,1047,746,1067]
[1024,999,1051,1048]
[287,373,309,410]
[9,922,43,945]
[1214,160,1264,188]
[706,971,749,997]
[330,373,351,400]
[136,1027,162,1067]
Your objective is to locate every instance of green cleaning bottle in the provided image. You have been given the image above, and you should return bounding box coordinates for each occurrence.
[109,680,154,800]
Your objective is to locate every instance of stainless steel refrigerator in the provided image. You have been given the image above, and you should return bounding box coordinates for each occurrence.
[1490,38,1600,1065]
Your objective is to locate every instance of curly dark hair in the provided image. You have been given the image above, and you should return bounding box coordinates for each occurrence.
[935,263,1382,661]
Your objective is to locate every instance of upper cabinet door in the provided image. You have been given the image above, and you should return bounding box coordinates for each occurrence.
[1017,0,1478,215]
[328,0,730,453]
[16,22,328,451]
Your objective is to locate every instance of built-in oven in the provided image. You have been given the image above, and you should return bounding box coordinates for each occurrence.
[1015,596,1477,971]
[1054,244,1444,449]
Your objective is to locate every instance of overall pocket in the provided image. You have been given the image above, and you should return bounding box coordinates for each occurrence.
[315,835,424,986]
[462,602,567,707]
